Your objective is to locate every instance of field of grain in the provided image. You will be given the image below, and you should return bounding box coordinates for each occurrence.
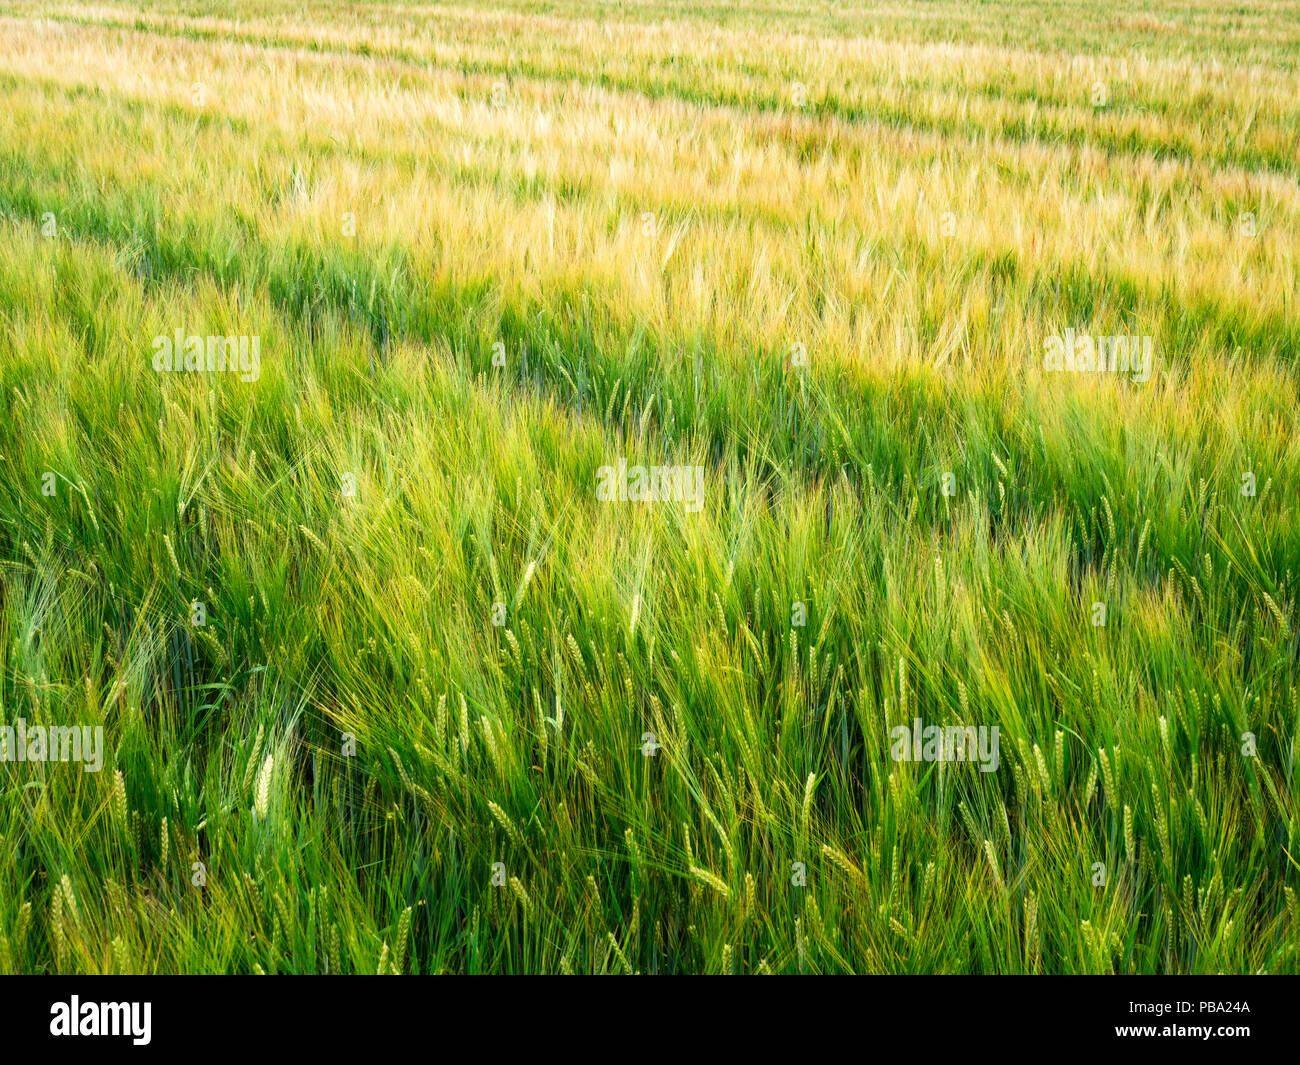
[1,0,1298,974]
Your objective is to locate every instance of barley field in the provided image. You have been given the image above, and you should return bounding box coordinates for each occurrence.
[0,0,1298,976]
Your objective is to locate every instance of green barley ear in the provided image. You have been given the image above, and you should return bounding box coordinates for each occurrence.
[60,875,80,932]
[273,891,292,942]
[1024,893,1040,974]
[488,801,524,848]
[607,932,632,973]
[328,923,342,975]
[798,772,815,846]
[820,844,861,883]
[897,655,907,718]
[480,716,502,770]
[1033,744,1050,793]
[805,892,825,941]
[1098,747,1117,810]
[51,892,66,971]
[254,755,274,819]
[922,861,936,898]
[983,840,1006,894]
[1261,590,1290,638]
[688,865,730,898]
[624,827,643,892]
[389,747,415,792]
[395,906,411,972]
[112,769,128,825]
[297,523,326,552]
[883,764,904,806]
[957,799,979,842]
[1152,782,1171,868]
[509,877,532,913]
[159,817,169,875]
[162,533,181,577]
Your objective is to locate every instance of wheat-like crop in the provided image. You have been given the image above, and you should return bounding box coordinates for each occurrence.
[0,0,1296,978]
